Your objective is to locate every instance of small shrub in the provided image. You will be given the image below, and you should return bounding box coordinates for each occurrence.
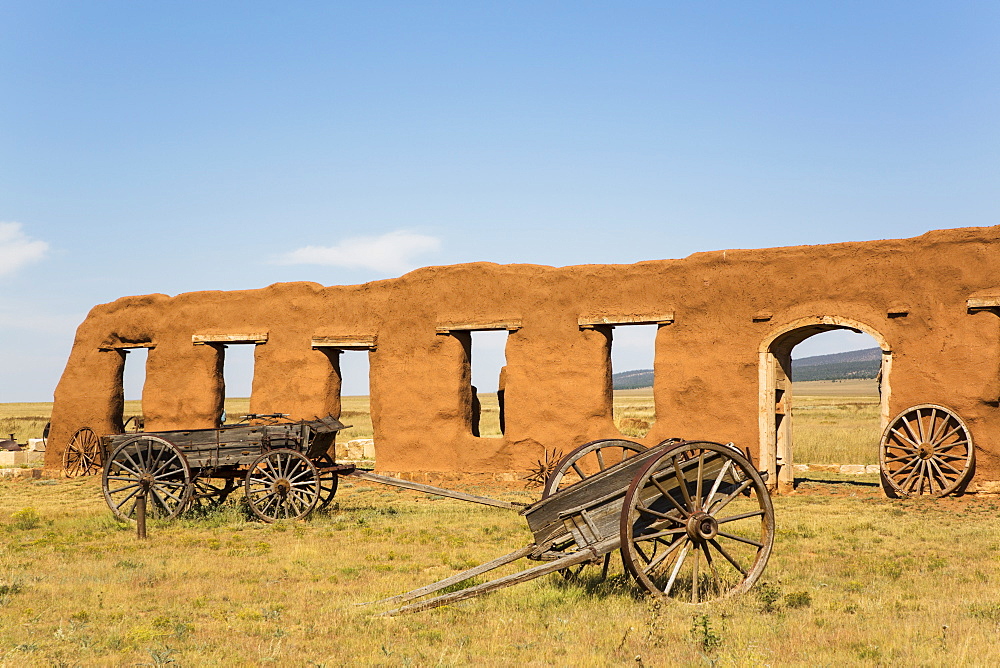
[785,590,812,608]
[689,614,722,653]
[10,508,40,530]
[756,581,783,613]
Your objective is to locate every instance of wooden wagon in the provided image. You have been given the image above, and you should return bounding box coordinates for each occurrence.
[374,438,775,614]
[97,414,351,522]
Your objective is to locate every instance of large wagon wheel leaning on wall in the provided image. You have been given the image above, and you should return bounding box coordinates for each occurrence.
[102,436,192,521]
[880,404,974,498]
[62,427,104,477]
[620,441,774,603]
[245,449,321,522]
[542,438,649,579]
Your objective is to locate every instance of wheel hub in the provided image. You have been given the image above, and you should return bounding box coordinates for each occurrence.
[918,442,935,459]
[273,478,292,496]
[686,512,719,541]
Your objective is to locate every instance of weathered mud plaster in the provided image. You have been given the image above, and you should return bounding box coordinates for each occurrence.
[48,227,1000,490]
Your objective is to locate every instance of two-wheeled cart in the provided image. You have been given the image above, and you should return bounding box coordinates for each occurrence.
[374,439,774,614]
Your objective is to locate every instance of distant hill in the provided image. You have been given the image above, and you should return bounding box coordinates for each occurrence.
[613,369,654,390]
[612,347,882,389]
[792,347,881,381]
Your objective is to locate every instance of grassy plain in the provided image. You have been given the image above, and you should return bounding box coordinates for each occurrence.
[3,472,1000,665]
[1,381,882,467]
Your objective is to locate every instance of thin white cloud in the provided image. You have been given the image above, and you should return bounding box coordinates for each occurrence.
[0,222,49,277]
[276,230,441,274]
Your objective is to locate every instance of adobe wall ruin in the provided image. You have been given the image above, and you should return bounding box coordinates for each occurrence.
[47,226,1000,491]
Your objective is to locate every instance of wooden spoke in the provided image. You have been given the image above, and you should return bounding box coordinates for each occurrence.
[102,436,190,522]
[63,427,105,477]
[245,449,320,522]
[636,502,685,524]
[880,404,974,498]
[621,441,773,604]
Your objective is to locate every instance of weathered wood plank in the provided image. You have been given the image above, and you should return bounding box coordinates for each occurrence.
[311,335,377,349]
[366,544,536,607]
[192,333,268,345]
[349,471,522,510]
[967,296,1000,310]
[383,538,618,615]
[435,319,523,333]
[578,313,674,328]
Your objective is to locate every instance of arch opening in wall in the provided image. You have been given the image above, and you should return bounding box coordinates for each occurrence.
[758,316,891,493]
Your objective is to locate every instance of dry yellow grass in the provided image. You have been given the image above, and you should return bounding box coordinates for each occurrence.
[2,472,1000,665]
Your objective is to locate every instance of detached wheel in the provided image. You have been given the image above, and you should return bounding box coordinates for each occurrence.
[63,427,103,477]
[880,404,974,498]
[245,449,320,522]
[620,441,774,603]
[103,436,191,521]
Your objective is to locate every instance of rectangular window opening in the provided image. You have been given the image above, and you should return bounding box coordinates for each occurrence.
[610,324,657,438]
[334,349,374,461]
[221,343,257,424]
[120,347,149,433]
[470,330,509,438]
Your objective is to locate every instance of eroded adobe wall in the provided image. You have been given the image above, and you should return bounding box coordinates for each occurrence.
[47,226,1000,486]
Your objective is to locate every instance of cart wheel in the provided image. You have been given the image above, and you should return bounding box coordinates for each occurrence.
[880,404,974,498]
[245,449,320,522]
[543,438,648,496]
[620,441,774,603]
[103,436,191,521]
[312,454,340,511]
[63,427,103,477]
[186,477,237,512]
[542,439,649,580]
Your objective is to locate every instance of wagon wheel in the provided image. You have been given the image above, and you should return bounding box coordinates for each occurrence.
[63,427,103,477]
[312,453,340,511]
[102,436,191,522]
[186,476,237,513]
[543,438,648,497]
[542,438,649,579]
[880,404,974,498]
[245,449,320,522]
[620,441,774,603]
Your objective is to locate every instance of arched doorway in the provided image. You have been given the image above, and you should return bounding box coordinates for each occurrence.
[758,316,891,493]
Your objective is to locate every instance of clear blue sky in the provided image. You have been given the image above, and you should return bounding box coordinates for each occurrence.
[2,1,997,400]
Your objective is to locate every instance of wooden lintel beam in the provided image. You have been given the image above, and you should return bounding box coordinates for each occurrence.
[435,320,522,333]
[311,335,377,350]
[192,333,268,345]
[578,313,674,329]
[98,342,156,351]
[968,296,1000,310]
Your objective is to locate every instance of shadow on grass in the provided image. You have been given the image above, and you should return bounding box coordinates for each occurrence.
[794,476,880,489]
